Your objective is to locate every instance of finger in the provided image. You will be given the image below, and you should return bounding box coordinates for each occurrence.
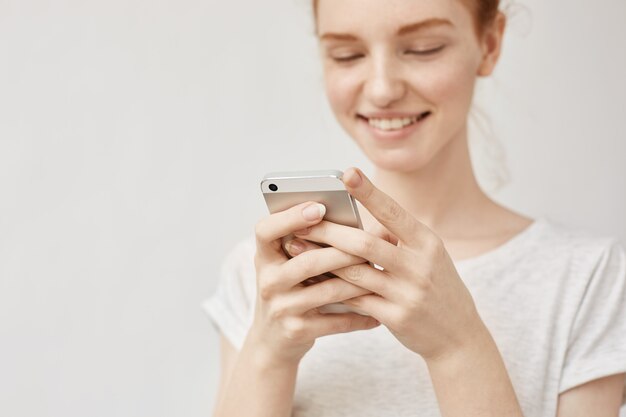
[279,241,368,289]
[342,167,431,247]
[331,262,400,301]
[282,236,341,258]
[360,205,399,246]
[281,277,374,314]
[283,237,364,283]
[342,293,397,326]
[307,311,381,338]
[294,220,409,274]
[360,219,398,271]
[284,237,367,265]
[255,201,327,263]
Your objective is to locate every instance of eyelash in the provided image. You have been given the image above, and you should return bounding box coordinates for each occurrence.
[332,45,446,63]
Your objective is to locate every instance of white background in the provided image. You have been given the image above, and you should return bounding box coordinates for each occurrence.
[0,0,624,416]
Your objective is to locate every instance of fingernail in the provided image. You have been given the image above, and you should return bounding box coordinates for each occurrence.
[344,168,362,187]
[285,239,304,255]
[302,203,326,221]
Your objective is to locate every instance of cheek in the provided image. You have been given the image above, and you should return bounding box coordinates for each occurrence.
[324,67,362,118]
[410,58,477,112]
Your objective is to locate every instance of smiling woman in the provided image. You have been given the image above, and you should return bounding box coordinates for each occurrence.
[204,1,626,416]
[315,0,504,175]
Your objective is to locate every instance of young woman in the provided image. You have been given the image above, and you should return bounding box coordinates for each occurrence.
[205,0,626,416]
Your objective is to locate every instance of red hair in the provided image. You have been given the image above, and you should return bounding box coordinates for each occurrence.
[312,0,501,40]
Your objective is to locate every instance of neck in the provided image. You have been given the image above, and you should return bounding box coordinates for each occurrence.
[368,124,494,240]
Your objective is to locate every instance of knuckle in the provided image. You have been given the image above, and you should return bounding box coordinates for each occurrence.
[257,270,280,301]
[416,275,434,291]
[424,235,445,258]
[267,301,287,321]
[404,289,427,314]
[412,260,431,281]
[254,219,271,243]
[258,282,275,302]
[317,279,340,302]
[412,262,435,289]
[356,235,377,256]
[294,251,317,277]
[411,287,427,306]
[283,317,307,341]
[383,200,405,223]
[380,199,406,223]
[394,308,416,332]
[343,264,365,282]
[334,315,355,333]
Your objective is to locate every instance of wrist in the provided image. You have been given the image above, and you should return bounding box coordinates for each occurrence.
[242,330,303,371]
[423,323,523,417]
[425,321,495,369]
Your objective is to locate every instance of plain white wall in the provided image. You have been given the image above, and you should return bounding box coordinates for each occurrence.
[0,0,624,416]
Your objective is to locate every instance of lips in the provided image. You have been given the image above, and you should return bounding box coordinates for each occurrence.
[356,110,432,141]
[357,111,431,132]
[357,111,432,120]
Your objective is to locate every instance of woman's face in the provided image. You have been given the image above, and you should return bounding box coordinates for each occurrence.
[316,0,501,172]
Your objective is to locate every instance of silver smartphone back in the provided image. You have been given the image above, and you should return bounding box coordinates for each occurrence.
[261,169,364,230]
[260,169,371,316]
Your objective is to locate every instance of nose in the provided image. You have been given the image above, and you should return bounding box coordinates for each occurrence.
[363,54,407,108]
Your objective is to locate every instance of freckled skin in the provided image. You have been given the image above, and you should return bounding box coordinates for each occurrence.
[317,0,486,173]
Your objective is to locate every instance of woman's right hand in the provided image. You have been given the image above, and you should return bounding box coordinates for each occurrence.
[246,201,381,366]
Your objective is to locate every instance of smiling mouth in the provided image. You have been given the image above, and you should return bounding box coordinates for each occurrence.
[357,111,432,131]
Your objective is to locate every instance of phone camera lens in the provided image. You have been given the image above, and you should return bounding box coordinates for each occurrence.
[269,184,278,192]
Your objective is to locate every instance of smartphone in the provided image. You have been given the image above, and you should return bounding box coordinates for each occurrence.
[260,169,373,315]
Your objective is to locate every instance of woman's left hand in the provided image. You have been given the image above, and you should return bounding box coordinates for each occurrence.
[290,167,489,362]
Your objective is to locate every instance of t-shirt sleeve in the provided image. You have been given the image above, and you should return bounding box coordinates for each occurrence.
[559,238,626,396]
[202,236,256,351]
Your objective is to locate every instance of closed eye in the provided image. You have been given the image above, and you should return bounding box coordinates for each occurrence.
[331,54,364,63]
[331,45,446,63]
[405,45,446,56]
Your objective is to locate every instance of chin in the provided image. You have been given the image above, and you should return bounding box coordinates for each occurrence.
[359,143,434,173]
[340,116,440,173]
[344,114,462,174]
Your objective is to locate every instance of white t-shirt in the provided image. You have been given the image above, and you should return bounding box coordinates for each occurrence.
[203,217,626,417]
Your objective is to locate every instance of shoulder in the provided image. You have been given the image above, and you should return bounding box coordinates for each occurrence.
[531,217,623,262]
[531,217,626,285]
[204,235,258,349]
[546,221,626,398]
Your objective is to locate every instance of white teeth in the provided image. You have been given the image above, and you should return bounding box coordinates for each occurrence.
[367,113,427,131]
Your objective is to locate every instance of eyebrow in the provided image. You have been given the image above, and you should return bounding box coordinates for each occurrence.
[319,17,454,41]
